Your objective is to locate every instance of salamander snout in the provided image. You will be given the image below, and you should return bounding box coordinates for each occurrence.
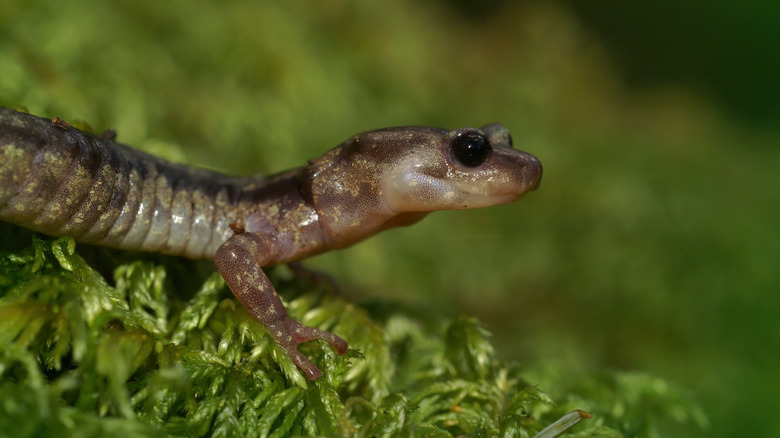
[524,153,543,191]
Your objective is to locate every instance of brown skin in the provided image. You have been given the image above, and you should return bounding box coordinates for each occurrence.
[0,106,542,379]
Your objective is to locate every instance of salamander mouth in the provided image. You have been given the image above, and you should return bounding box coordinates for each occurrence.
[447,157,542,207]
[445,183,528,209]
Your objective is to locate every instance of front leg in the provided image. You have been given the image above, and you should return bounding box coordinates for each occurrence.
[215,232,347,380]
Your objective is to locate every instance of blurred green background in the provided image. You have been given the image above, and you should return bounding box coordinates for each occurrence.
[1,0,777,436]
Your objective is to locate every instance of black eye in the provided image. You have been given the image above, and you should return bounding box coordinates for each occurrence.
[451,132,491,167]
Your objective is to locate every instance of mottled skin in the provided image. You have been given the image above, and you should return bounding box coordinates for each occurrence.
[0,106,542,379]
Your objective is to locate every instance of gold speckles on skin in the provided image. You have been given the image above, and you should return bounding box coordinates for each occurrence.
[330,205,341,222]
[0,143,24,159]
[41,150,58,165]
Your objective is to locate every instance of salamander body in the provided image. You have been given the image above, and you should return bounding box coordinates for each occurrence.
[0,107,542,379]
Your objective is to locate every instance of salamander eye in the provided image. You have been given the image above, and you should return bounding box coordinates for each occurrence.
[451,132,491,167]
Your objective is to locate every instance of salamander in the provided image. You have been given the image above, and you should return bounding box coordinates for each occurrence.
[0,106,542,380]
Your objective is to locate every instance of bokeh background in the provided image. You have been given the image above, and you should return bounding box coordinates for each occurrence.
[1,1,777,436]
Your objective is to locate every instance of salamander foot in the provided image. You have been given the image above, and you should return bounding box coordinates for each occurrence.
[268,317,348,380]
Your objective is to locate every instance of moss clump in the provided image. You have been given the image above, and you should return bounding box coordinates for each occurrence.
[0,227,703,437]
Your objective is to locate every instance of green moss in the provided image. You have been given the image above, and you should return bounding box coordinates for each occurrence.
[0,228,702,436]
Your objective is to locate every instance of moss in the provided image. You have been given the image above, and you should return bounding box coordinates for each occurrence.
[0,226,703,437]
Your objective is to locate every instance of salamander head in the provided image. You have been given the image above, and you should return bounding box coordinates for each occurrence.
[301,124,542,248]
[380,123,542,211]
